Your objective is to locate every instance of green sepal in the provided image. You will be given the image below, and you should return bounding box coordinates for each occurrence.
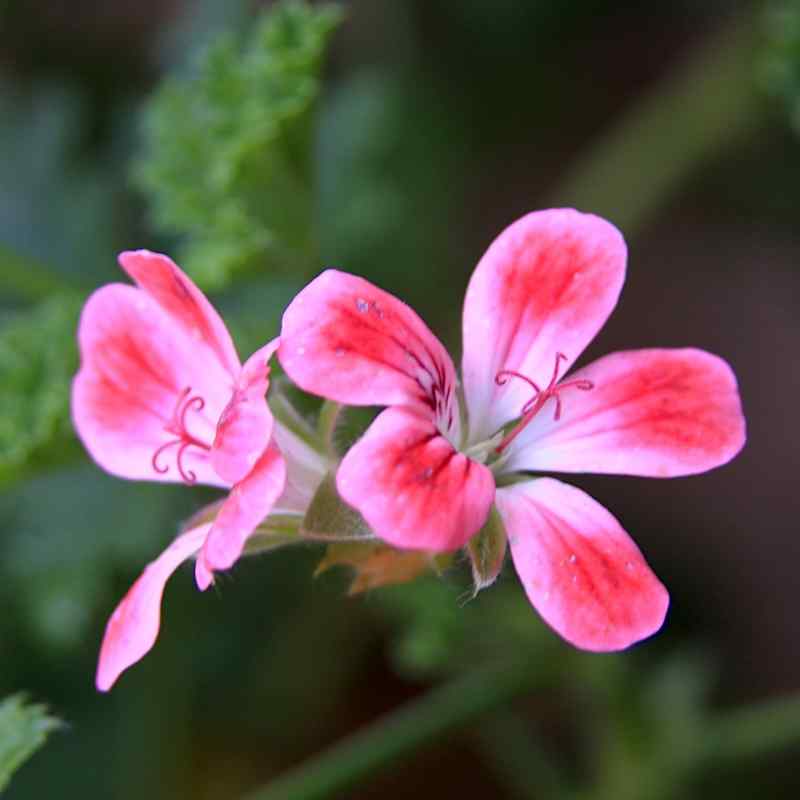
[466,505,508,596]
[316,400,344,458]
[245,514,305,555]
[183,501,304,555]
[300,471,375,541]
[316,541,452,595]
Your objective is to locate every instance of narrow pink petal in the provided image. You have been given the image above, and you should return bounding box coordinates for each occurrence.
[118,250,240,377]
[462,209,627,441]
[279,270,460,439]
[336,407,495,551]
[72,284,230,486]
[199,443,287,581]
[211,339,280,484]
[505,348,746,477]
[496,479,668,651]
[96,524,210,691]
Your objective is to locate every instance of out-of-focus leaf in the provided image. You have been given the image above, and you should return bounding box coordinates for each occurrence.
[0,294,82,484]
[0,694,61,792]
[316,541,450,595]
[316,70,467,327]
[136,0,343,290]
[1,465,194,651]
[761,1,800,132]
[466,506,507,595]
[0,245,73,304]
[0,82,128,287]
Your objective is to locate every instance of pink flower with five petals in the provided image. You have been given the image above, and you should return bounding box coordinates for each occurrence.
[73,250,288,690]
[278,209,746,651]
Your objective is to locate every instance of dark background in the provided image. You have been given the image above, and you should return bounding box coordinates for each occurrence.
[1,1,797,797]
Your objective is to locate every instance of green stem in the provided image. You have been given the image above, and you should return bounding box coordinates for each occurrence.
[473,710,573,800]
[242,659,542,800]
[698,691,800,764]
[550,7,763,235]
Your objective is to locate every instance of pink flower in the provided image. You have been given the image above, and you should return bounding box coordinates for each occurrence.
[278,209,746,651]
[73,250,287,690]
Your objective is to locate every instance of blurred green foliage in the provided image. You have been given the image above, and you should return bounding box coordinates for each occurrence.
[0,295,81,484]
[136,0,342,290]
[762,0,800,132]
[0,694,60,792]
[0,83,129,289]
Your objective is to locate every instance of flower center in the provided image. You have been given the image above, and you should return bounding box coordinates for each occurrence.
[151,387,211,484]
[494,352,593,454]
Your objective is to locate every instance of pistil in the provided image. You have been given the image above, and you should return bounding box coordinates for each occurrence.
[494,353,593,454]
[151,387,211,483]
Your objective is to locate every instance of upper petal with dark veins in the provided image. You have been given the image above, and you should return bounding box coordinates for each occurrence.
[119,250,240,378]
[279,270,460,440]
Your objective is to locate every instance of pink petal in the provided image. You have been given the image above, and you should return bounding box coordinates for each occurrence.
[461,209,626,441]
[72,284,231,486]
[118,250,240,378]
[279,270,459,438]
[211,339,280,484]
[504,348,746,477]
[336,407,495,551]
[96,524,210,691]
[496,479,669,651]
[198,443,287,584]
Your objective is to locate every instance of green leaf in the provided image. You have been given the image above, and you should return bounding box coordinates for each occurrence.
[300,471,375,541]
[0,294,82,484]
[0,694,61,792]
[466,506,507,595]
[136,0,343,290]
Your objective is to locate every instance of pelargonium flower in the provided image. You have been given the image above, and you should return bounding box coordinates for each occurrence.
[278,209,746,651]
[72,250,300,690]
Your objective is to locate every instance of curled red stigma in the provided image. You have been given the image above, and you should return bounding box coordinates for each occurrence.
[151,387,210,484]
[495,353,593,454]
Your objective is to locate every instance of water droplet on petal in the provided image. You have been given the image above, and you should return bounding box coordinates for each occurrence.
[335,347,346,358]
[568,553,577,564]
[355,297,369,313]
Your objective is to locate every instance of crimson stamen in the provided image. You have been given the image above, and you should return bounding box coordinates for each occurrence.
[150,387,211,484]
[494,353,594,454]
